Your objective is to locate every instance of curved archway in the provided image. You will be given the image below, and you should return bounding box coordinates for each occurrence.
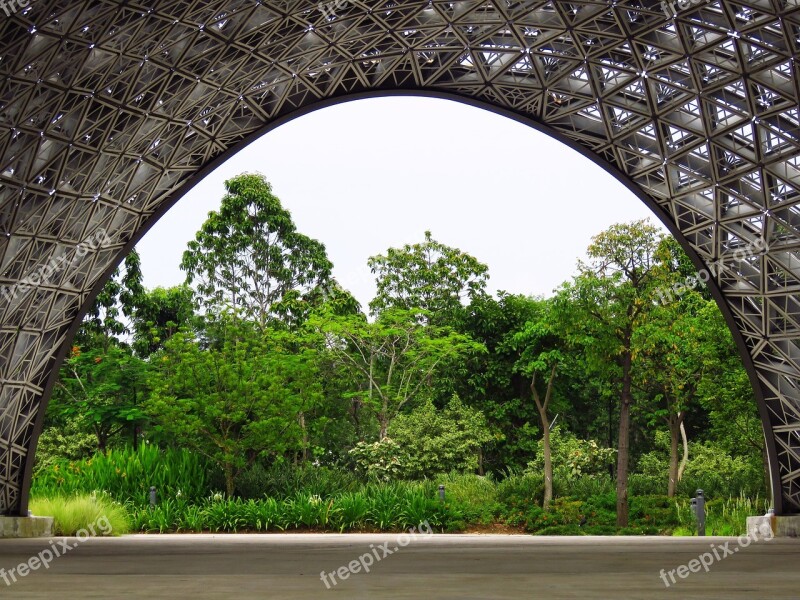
[1,1,798,516]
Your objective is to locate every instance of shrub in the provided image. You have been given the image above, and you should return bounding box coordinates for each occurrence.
[526,426,615,482]
[497,472,543,524]
[389,396,493,479]
[349,438,406,481]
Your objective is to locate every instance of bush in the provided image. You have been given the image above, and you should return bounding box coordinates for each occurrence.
[348,438,406,481]
[235,461,359,499]
[435,472,499,524]
[30,493,130,536]
[526,426,615,482]
[389,396,493,479]
[496,472,543,525]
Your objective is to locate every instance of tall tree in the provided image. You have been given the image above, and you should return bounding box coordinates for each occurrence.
[449,293,543,471]
[368,231,489,323]
[181,173,333,329]
[509,297,566,510]
[635,290,709,496]
[562,219,662,526]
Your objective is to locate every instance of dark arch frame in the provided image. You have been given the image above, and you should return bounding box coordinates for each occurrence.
[15,89,782,516]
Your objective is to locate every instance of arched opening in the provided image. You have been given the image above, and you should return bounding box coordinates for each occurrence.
[25,94,778,527]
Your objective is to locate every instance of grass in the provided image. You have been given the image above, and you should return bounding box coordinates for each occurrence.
[673,493,771,536]
[30,493,130,536]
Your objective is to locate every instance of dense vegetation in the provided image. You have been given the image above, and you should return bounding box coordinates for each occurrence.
[34,173,769,535]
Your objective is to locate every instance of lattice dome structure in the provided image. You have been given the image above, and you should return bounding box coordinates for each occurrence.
[0,0,799,516]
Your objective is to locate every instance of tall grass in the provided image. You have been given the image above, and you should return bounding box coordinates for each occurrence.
[30,494,130,536]
[673,493,770,536]
[32,445,211,505]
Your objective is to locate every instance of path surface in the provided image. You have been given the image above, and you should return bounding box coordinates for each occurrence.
[1,534,798,599]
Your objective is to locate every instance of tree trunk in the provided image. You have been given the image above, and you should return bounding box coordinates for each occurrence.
[616,349,633,527]
[541,409,553,510]
[667,412,687,497]
[668,419,680,498]
[224,464,235,498]
[531,365,557,511]
[298,411,309,463]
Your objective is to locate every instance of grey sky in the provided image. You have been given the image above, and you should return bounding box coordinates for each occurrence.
[136,97,657,309]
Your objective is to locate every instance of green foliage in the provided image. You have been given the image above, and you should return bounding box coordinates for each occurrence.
[181,172,332,328]
[146,314,322,495]
[435,472,499,524]
[80,249,144,341]
[389,395,493,479]
[31,445,211,506]
[496,472,544,525]
[127,482,461,533]
[30,493,130,536]
[368,230,489,322]
[310,307,484,438]
[235,461,360,499]
[132,285,195,357]
[634,435,764,498]
[50,341,149,452]
[526,426,615,480]
[33,419,97,475]
[673,494,770,536]
[348,438,406,481]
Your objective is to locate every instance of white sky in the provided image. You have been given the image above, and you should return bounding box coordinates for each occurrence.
[136,96,658,309]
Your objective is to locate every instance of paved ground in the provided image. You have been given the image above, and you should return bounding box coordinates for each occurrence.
[1,533,798,599]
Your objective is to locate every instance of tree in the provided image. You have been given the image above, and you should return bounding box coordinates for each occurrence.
[451,293,542,472]
[51,341,149,452]
[132,285,195,358]
[562,219,662,526]
[181,173,333,329]
[509,297,566,510]
[146,313,322,496]
[635,290,709,496]
[368,231,489,323]
[79,249,144,346]
[309,307,483,439]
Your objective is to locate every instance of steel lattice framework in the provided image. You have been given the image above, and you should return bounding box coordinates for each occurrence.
[0,0,799,516]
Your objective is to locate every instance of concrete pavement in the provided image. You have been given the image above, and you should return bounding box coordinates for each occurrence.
[1,533,798,599]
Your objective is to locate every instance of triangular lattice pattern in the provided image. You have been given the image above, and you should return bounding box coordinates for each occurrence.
[1,0,800,515]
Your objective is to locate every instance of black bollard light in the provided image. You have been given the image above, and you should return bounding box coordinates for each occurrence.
[438,485,445,502]
[150,486,157,507]
[694,489,706,536]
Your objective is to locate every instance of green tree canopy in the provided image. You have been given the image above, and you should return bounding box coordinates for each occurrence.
[181,173,333,329]
[368,230,489,323]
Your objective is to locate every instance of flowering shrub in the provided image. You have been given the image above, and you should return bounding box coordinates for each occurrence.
[348,438,406,481]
